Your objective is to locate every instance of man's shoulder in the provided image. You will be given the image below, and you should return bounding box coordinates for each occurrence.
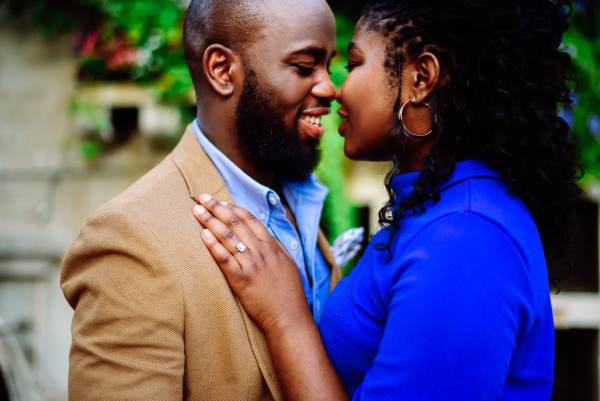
[68,150,210,259]
[98,155,185,217]
[61,150,222,284]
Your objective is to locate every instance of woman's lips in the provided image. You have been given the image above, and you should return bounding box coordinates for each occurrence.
[338,108,349,137]
[338,121,348,137]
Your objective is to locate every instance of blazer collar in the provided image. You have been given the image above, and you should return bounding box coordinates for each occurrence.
[171,125,229,202]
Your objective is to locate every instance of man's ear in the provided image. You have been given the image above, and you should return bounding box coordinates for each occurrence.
[409,51,441,104]
[202,44,241,97]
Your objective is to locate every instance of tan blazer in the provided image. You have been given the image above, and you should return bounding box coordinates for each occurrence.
[61,126,341,401]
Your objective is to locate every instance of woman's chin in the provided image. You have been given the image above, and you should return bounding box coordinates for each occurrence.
[343,140,362,161]
[344,140,394,162]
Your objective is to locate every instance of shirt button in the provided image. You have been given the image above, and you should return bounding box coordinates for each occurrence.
[259,212,267,221]
[268,194,277,206]
[290,240,299,250]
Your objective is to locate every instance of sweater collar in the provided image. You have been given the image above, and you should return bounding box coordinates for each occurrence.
[391,159,501,201]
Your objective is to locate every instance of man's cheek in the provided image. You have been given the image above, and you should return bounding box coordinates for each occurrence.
[284,111,300,132]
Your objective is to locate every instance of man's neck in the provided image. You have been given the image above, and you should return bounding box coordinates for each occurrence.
[196,118,276,188]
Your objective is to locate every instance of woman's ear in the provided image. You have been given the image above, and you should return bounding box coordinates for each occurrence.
[202,44,240,97]
[409,51,441,104]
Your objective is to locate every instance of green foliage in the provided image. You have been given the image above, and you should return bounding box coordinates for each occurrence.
[315,14,362,247]
[80,138,105,161]
[75,0,192,104]
[99,0,182,45]
[4,0,192,103]
[69,96,112,161]
[562,15,600,183]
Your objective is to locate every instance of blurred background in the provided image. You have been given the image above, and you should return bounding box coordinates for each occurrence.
[0,0,598,400]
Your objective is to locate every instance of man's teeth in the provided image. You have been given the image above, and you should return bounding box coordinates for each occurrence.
[301,115,322,127]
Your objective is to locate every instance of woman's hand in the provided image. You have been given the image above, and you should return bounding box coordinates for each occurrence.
[193,193,349,401]
[192,193,313,334]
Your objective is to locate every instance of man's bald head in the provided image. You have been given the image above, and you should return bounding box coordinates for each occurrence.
[183,0,265,90]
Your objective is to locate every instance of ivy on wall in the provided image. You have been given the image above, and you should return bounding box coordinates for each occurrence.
[3,0,191,103]
[75,0,192,103]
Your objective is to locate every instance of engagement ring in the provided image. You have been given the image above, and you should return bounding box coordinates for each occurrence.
[232,242,248,255]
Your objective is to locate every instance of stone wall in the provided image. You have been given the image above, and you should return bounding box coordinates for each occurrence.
[0,19,166,401]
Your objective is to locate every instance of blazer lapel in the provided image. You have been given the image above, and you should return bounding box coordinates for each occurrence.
[171,125,283,401]
[171,126,228,202]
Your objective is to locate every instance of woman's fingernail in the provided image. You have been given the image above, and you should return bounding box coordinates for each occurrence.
[194,205,207,214]
[199,193,212,202]
[202,229,213,239]
[220,201,229,207]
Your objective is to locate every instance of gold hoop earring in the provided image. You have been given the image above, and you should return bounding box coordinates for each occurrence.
[398,98,435,141]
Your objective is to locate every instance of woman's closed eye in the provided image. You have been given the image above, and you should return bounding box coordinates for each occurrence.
[344,56,362,72]
[344,62,358,72]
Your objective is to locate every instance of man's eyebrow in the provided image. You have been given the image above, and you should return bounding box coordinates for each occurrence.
[288,46,329,60]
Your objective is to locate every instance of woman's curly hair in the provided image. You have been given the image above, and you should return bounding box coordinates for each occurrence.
[361,0,581,289]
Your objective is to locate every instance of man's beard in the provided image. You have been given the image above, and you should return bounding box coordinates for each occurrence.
[235,68,320,182]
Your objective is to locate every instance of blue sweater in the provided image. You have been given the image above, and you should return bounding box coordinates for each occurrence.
[319,160,554,401]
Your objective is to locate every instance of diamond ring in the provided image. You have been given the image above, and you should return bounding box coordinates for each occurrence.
[231,241,248,256]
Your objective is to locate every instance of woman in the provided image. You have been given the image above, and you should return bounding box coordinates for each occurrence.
[193,1,578,400]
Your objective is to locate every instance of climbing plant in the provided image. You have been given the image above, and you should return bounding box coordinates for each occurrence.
[563,1,600,183]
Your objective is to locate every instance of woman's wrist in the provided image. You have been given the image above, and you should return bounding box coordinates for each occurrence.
[262,308,316,339]
[262,309,350,401]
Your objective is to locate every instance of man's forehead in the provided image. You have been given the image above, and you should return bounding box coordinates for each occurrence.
[259,0,336,50]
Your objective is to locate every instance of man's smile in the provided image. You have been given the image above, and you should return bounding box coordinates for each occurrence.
[297,106,330,140]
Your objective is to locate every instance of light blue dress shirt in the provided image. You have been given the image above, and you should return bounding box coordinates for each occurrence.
[193,120,331,321]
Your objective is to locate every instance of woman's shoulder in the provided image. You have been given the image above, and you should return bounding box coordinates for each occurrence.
[379,185,546,283]
[407,161,542,257]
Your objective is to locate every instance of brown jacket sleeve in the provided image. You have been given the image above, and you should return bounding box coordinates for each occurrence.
[61,208,185,401]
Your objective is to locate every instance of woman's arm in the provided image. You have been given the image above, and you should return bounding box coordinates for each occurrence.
[262,312,349,401]
[193,194,349,401]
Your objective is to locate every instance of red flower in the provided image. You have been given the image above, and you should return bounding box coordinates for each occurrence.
[80,30,100,57]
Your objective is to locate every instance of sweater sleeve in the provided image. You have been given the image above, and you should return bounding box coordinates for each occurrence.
[352,212,535,401]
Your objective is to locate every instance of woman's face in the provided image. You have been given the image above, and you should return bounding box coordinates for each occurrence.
[337,25,398,161]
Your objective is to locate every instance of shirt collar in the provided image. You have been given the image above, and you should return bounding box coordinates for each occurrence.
[192,119,328,221]
[283,175,329,215]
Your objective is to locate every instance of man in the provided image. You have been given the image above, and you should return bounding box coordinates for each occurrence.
[60,0,339,400]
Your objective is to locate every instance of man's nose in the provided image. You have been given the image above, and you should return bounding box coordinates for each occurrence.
[312,74,336,101]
